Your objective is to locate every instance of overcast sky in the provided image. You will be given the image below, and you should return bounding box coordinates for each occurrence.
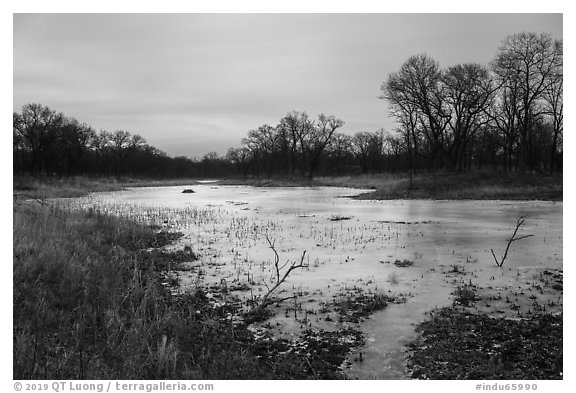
[13,13,562,158]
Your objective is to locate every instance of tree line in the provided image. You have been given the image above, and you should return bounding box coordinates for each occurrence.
[226,32,562,178]
[382,32,562,176]
[13,32,562,179]
[13,103,225,178]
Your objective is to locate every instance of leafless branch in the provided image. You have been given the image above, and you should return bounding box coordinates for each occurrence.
[247,234,308,320]
[491,215,533,267]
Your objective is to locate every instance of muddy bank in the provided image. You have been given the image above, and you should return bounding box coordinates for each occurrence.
[408,308,562,380]
[407,267,563,380]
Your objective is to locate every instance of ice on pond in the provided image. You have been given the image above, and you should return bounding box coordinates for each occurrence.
[67,184,562,379]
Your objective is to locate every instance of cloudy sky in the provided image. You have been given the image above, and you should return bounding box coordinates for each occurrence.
[13,14,562,158]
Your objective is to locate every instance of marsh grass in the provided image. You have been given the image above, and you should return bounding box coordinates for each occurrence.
[13,175,203,200]
[331,289,406,323]
[218,171,562,201]
[13,202,187,379]
[351,171,562,201]
[453,285,479,307]
[14,171,562,202]
[14,175,128,199]
[13,202,356,379]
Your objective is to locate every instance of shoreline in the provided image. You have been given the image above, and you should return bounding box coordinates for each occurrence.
[15,179,564,379]
[13,200,370,379]
[13,172,563,202]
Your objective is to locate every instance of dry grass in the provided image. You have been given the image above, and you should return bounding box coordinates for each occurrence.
[13,201,359,379]
[13,175,207,199]
[217,171,561,201]
[14,170,562,202]
[352,171,562,201]
[13,202,184,378]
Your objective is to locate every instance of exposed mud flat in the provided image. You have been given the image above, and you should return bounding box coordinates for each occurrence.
[406,266,563,380]
[65,184,562,379]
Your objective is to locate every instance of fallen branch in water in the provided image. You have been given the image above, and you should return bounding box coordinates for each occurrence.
[246,233,307,322]
[491,215,534,267]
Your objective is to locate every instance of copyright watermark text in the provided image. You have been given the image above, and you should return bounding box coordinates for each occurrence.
[475,383,538,391]
[14,381,214,392]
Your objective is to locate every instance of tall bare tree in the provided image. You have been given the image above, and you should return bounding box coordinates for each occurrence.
[226,147,252,177]
[352,132,374,174]
[242,124,277,178]
[543,70,563,173]
[298,114,344,179]
[382,54,450,170]
[442,63,496,171]
[381,73,421,182]
[13,103,64,174]
[277,111,315,178]
[326,132,353,175]
[492,32,563,172]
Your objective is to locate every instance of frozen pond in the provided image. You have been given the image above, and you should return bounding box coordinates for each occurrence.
[68,184,563,379]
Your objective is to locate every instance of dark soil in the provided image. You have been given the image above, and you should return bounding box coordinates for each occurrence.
[252,328,365,379]
[407,307,562,380]
[325,288,408,324]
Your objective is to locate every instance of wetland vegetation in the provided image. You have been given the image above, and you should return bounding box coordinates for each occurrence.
[13,29,562,380]
[13,199,378,379]
[13,181,563,379]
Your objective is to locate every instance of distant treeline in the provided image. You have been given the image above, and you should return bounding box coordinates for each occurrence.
[13,32,562,179]
[13,104,217,178]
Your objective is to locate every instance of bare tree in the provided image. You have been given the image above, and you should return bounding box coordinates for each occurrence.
[242,124,277,178]
[87,130,113,172]
[13,103,64,174]
[277,111,315,178]
[107,130,148,174]
[326,132,353,175]
[352,132,374,174]
[299,114,344,179]
[381,54,450,170]
[384,133,403,173]
[492,33,563,172]
[56,117,95,175]
[226,147,252,177]
[485,76,522,172]
[442,63,496,171]
[543,71,563,173]
[382,65,421,177]
[351,130,387,175]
